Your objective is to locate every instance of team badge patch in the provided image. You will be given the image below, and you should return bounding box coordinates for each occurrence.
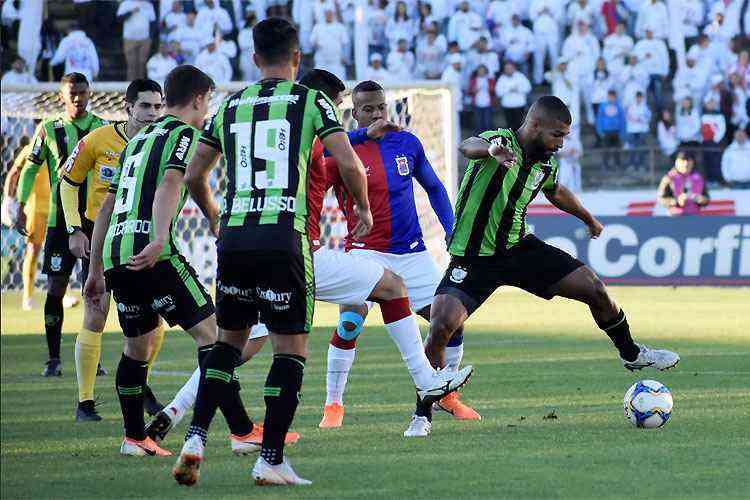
[50,254,63,272]
[449,266,468,284]
[99,165,116,182]
[395,156,410,176]
[531,170,546,189]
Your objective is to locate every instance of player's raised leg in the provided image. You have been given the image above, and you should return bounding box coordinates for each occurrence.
[547,266,680,371]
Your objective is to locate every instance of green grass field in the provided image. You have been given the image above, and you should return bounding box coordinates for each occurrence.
[1,287,748,499]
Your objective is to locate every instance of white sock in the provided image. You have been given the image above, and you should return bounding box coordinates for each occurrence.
[326,345,356,405]
[385,314,435,389]
[166,367,200,425]
[445,343,464,372]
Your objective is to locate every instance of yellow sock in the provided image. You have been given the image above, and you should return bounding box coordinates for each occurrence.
[22,250,38,303]
[75,328,102,402]
[146,323,166,382]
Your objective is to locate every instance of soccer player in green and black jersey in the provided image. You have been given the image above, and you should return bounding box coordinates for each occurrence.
[174,18,372,487]
[13,73,107,377]
[421,96,680,428]
[84,66,223,457]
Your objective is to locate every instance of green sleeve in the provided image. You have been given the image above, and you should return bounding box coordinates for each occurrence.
[311,90,344,140]
[542,158,559,192]
[16,125,48,203]
[164,126,199,173]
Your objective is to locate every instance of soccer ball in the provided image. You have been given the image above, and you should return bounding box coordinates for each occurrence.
[623,380,673,429]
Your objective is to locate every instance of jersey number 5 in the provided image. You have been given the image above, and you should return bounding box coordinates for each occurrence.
[230,119,290,191]
[113,152,144,214]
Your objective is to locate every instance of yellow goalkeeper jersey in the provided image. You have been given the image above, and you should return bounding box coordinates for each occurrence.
[60,121,128,226]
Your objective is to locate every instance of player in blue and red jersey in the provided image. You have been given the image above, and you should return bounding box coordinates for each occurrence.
[319,80,480,436]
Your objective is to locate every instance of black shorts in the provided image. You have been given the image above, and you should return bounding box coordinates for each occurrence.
[436,235,584,315]
[42,218,94,279]
[216,235,315,335]
[105,254,215,338]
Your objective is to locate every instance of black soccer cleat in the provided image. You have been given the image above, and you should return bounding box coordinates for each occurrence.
[145,410,174,444]
[144,385,165,417]
[76,400,102,422]
[96,363,108,376]
[42,358,62,377]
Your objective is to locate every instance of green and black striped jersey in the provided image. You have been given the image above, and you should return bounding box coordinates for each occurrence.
[16,112,108,228]
[449,129,559,257]
[103,115,199,271]
[200,78,344,251]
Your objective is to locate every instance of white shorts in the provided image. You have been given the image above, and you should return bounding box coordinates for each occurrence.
[347,249,442,312]
[314,247,384,305]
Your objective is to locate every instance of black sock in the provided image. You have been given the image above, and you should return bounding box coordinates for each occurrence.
[115,354,148,440]
[414,394,433,421]
[261,354,305,465]
[197,344,214,371]
[598,309,639,361]
[186,341,240,445]
[43,294,64,360]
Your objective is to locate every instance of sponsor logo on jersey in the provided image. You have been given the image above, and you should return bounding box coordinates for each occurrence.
[134,128,169,141]
[174,135,191,161]
[395,155,410,176]
[50,254,63,272]
[229,94,299,108]
[256,287,292,311]
[230,195,297,214]
[449,266,468,284]
[31,135,43,157]
[152,295,176,312]
[317,97,336,122]
[108,219,152,237]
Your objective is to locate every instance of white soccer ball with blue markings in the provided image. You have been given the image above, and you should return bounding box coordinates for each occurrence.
[623,380,673,428]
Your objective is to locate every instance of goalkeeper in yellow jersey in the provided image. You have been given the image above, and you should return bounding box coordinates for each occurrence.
[60,79,165,422]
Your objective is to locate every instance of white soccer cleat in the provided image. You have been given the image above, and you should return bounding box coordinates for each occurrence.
[172,436,204,486]
[416,365,473,401]
[403,415,432,437]
[62,295,80,309]
[22,297,34,311]
[622,344,680,372]
[252,456,312,486]
[120,436,172,457]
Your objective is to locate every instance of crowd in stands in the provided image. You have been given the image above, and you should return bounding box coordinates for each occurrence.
[1,0,749,189]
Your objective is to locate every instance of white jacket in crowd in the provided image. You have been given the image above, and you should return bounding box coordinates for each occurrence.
[721,133,750,183]
[118,0,156,41]
[50,30,99,82]
[501,22,535,64]
[626,99,652,134]
[633,37,669,77]
[416,35,448,79]
[195,3,233,37]
[310,19,349,80]
[675,105,702,142]
[194,46,232,83]
[238,26,260,82]
[602,30,634,77]
[146,52,177,87]
[495,70,531,108]
[1,69,38,86]
[636,0,669,39]
[387,48,416,82]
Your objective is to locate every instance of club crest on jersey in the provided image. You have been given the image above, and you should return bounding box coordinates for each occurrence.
[531,170,546,189]
[395,156,410,176]
[50,254,63,272]
[99,165,116,182]
[449,266,468,284]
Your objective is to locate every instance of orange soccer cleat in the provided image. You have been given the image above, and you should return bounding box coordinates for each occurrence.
[318,403,345,428]
[230,424,301,455]
[120,436,172,457]
[434,392,481,420]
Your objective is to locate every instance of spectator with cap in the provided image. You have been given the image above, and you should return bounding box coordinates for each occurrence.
[146,42,178,88]
[1,56,37,85]
[633,28,669,111]
[364,52,389,81]
[117,0,156,80]
[468,64,496,134]
[562,18,601,124]
[658,150,710,216]
[595,89,626,168]
[416,22,447,79]
[467,36,499,77]
[501,14,535,77]
[530,0,561,85]
[386,1,416,50]
[237,8,260,82]
[721,129,750,185]
[310,6,350,80]
[386,38,416,81]
[495,61,532,130]
[635,0,669,39]
[625,90,651,168]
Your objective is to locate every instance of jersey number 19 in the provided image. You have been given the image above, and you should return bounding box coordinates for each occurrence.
[231,119,291,191]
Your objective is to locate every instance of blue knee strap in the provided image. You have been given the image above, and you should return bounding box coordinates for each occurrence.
[447,333,464,347]
[336,311,365,341]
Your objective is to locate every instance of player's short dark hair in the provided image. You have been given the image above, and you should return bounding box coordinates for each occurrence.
[352,80,384,95]
[60,72,89,87]
[529,96,572,126]
[299,69,345,102]
[125,79,163,103]
[253,17,299,65]
[164,65,214,107]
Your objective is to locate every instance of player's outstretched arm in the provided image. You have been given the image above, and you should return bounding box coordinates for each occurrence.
[322,131,373,239]
[184,142,221,237]
[460,137,516,167]
[126,169,183,271]
[85,192,115,312]
[544,183,603,239]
